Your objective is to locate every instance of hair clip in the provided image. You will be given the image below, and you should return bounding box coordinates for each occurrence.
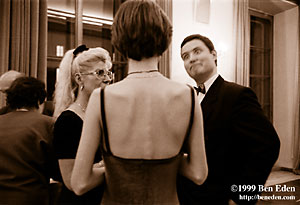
[73,45,89,58]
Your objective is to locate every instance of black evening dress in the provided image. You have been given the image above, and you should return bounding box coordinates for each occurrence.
[53,110,104,205]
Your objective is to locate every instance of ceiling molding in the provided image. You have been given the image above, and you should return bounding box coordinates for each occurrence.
[249,0,299,15]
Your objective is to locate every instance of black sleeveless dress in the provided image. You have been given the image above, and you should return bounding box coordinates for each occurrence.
[100,86,195,205]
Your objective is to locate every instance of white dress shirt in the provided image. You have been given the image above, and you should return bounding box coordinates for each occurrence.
[198,73,219,103]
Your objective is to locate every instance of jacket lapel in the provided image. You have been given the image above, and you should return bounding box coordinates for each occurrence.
[201,76,224,122]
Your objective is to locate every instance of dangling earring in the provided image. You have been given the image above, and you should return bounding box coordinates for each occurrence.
[80,85,84,91]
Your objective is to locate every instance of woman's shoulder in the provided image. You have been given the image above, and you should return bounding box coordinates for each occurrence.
[102,78,191,98]
[58,109,78,118]
[163,79,192,95]
[55,110,81,125]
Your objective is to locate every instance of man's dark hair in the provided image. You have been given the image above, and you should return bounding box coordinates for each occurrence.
[6,77,46,109]
[181,34,215,51]
[112,0,172,61]
[181,34,217,65]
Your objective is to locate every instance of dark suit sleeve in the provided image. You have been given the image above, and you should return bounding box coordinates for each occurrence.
[229,87,280,204]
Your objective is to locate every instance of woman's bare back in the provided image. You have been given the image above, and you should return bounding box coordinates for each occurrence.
[103,74,193,159]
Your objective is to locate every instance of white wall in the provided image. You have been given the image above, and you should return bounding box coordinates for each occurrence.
[273,7,299,169]
[171,0,235,85]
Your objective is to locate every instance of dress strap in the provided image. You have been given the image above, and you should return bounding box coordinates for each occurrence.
[181,85,195,151]
[100,87,112,154]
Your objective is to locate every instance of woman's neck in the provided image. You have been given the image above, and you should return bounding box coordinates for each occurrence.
[68,96,88,121]
[74,93,89,112]
[127,56,159,73]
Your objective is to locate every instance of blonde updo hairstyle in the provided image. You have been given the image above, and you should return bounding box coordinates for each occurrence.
[53,47,112,118]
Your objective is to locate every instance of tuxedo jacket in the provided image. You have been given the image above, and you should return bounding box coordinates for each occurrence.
[177,75,280,204]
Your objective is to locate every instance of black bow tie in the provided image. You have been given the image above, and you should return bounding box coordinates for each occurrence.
[194,84,206,95]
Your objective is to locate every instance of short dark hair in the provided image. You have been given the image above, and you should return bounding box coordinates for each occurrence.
[6,77,46,109]
[181,34,217,65]
[181,34,215,51]
[112,0,172,61]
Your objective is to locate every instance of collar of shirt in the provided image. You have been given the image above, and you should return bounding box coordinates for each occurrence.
[198,73,219,103]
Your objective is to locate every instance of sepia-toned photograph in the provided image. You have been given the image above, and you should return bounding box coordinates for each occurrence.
[0,0,299,204]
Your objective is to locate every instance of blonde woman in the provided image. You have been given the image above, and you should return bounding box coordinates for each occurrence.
[53,45,112,204]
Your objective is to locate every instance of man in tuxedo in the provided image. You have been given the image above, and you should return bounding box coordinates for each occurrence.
[177,34,280,204]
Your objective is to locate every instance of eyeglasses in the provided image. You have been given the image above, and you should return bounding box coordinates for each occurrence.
[80,69,113,80]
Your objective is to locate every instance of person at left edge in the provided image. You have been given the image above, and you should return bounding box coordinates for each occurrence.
[0,70,24,115]
[0,77,60,205]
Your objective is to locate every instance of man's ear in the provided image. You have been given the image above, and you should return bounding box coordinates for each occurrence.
[38,102,45,114]
[211,50,217,60]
